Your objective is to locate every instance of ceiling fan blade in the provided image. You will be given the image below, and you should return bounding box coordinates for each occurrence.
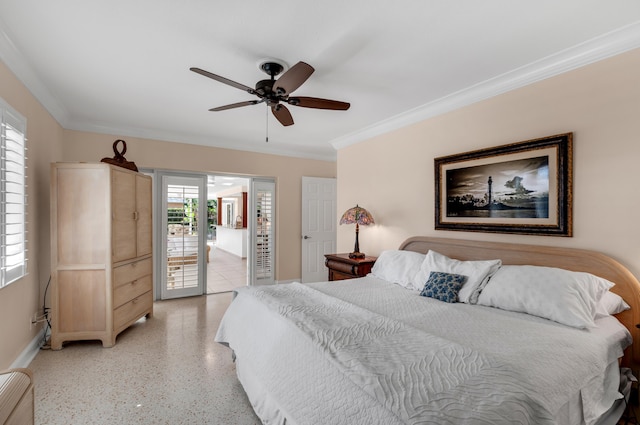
[287,96,350,110]
[209,100,263,112]
[190,67,255,94]
[272,62,314,96]
[271,104,294,126]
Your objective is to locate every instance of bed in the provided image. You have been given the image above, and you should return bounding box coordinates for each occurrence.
[215,237,640,425]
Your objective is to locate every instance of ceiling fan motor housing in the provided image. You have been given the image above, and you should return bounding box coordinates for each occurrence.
[257,62,286,104]
[255,79,281,105]
[255,79,274,93]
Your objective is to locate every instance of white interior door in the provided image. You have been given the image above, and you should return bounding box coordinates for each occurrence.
[249,179,276,285]
[159,173,207,299]
[301,177,336,283]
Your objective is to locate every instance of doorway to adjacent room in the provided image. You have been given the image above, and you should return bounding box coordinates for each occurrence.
[206,174,250,294]
[151,170,275,299]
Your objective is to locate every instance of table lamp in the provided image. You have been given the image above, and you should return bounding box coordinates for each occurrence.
[339,205,375,259]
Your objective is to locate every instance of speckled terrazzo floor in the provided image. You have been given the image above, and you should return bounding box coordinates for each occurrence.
[28,293,261,425]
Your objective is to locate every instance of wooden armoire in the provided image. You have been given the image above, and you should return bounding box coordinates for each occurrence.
[50,162,153,350]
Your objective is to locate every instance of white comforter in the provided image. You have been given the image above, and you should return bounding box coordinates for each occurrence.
[215,277,631,425]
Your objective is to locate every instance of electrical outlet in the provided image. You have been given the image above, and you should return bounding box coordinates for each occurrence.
[30,312,38,328]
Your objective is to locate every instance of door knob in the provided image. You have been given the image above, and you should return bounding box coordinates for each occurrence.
[303,235,311,239]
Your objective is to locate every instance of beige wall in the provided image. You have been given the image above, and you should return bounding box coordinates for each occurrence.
[61,130,336,282]
[0,61,64,369]
[337,48,640,279]
[0,58,335,368]
[2,45,638,368]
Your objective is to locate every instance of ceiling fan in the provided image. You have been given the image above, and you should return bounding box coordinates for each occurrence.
[190,60,350,127]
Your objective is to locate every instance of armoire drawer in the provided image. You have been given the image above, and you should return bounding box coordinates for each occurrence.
[114,290,152,330]
[113,274,152,309]
[113,257,152,286]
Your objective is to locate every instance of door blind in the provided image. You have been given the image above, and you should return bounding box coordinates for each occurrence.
[255,189,273,280]
[166,184,200,290]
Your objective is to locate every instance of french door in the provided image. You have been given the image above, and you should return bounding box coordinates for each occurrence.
[158,173,207,299]
[153,172,275,298]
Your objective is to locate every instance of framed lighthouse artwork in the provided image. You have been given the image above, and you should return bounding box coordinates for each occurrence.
[434,133,573,236]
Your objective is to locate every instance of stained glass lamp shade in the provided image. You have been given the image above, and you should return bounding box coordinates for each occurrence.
[339,205,375,259]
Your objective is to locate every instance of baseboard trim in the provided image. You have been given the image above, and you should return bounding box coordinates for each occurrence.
[276,279,299,284]
[10,327,47,369]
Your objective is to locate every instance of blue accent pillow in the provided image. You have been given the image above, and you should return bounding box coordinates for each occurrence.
[420,271,467,303]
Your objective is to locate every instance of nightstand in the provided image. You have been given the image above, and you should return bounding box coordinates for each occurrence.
[324,253,377,281]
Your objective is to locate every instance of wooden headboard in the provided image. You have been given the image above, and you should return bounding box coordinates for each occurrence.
[399,236,640,370]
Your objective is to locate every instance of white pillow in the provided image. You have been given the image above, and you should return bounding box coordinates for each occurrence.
[595,291,630,317]
[412,250,502,302]
[370,250,426,289]
[477,265,614,328]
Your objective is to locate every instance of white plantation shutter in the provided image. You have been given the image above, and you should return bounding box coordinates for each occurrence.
[166,183,200,290]
[250,179,275,285]
[256,189,273,279]
[1,98,28,287]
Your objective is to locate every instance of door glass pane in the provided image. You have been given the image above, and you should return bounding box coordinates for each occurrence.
[166,184,200,291]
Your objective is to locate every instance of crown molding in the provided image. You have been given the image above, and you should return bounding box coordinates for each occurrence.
[0,19,336,162]
[65,118,338,162]
[0,18,70,125]
[0,28,335,161]
[2,16,638,160]
[330,21,640,151]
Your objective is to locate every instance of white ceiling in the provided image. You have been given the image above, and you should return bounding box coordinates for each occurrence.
[1,2,639,161]
[207,175,249,199]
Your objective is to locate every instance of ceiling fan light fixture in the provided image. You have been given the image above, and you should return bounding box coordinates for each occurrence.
[190,59,350,127]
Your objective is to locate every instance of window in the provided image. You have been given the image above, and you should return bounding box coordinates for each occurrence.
[1,97,27,287]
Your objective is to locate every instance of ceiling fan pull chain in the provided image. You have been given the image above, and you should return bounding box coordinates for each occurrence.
[265,104,269,143]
